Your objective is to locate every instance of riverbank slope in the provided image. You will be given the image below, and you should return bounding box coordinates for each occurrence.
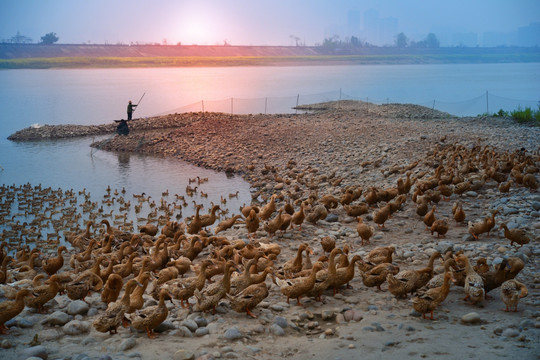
[1,44,539,68]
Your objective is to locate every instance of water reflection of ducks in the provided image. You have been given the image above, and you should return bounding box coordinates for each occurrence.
[117,152,130,167]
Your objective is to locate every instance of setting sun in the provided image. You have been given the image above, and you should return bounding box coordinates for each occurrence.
[174,4,223,45]
[178,19,212,44]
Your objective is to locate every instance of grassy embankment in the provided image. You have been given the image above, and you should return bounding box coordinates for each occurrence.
[1,52,539,69]
[508,107,540,126]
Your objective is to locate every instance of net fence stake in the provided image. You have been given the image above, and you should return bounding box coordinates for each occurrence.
[265,97,268,114]
[231,97,233,115]
[202,100,204,113]
[296,94,299,114]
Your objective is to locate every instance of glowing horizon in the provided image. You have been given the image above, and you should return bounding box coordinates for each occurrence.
[1,0,539,47]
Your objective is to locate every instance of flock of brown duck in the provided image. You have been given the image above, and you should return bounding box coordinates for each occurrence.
[0,141,537,339]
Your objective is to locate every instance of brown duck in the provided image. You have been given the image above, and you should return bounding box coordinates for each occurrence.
[332,255,363,294]
[455,253,485,305]
[200,205,221,229]
[360,263,400,291]
[306,248,342,301]
[387,252,442,298]
[0,256,12,284]
[412,271,453,320]
[230,254,266,296]
[290,203,305,230]
[214,214,243,234]
[128,288,170,338]
[245,209,260,238]
[226,282,269,319]
[42,246,67,276]
[274,262,324,306]
[357,217,374,246]
[0,289,34,334]
[501,279,528,312]
[158,259,213,308]
[280,243,310,278]
[187,204,203,234]
[194,261,238,314]
[365,246,395,265]
[499,223,531,247]
[93,279,142,334]
[66,272,103,301]
[263,209,284,237]
[101,274,124,305]
[25,274,60,313]
[128,272,151,313]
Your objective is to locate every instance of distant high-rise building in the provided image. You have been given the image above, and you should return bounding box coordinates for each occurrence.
[518,22,540,47]
[363,9,379,44]
[361,9,398,46]
[347,10,361,35]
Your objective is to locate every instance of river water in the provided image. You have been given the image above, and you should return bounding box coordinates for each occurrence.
[0,63,539,244]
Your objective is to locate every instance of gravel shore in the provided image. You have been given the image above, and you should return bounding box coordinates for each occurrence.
[2,101,539,360]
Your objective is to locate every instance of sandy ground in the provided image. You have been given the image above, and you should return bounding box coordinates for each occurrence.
[1,101,540,360]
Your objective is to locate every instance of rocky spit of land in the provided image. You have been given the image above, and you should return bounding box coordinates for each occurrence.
[7,113,197,141]
[2,101,540,360]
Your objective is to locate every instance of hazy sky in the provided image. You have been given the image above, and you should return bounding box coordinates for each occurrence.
[1,0,539,45]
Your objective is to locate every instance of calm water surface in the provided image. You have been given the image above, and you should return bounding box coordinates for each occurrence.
[1,63,539,135]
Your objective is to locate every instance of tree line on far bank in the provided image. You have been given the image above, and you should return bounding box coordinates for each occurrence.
[2,32,59,45]
[321,32,439,50]
[2,31,439,48]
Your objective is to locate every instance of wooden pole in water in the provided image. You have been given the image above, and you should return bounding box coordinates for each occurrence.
[486,91,489,115]
[296,94,299,114]
[231,97,233,115]
[202,100,205,113]
[265,97,268,114]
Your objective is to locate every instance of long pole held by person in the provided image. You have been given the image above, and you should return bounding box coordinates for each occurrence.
[133,92,146,115]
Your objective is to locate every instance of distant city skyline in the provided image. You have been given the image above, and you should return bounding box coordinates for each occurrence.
[335,9,540,47]
[1,0,539,47]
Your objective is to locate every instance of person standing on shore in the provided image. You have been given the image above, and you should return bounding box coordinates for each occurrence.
[127,100,137,120]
